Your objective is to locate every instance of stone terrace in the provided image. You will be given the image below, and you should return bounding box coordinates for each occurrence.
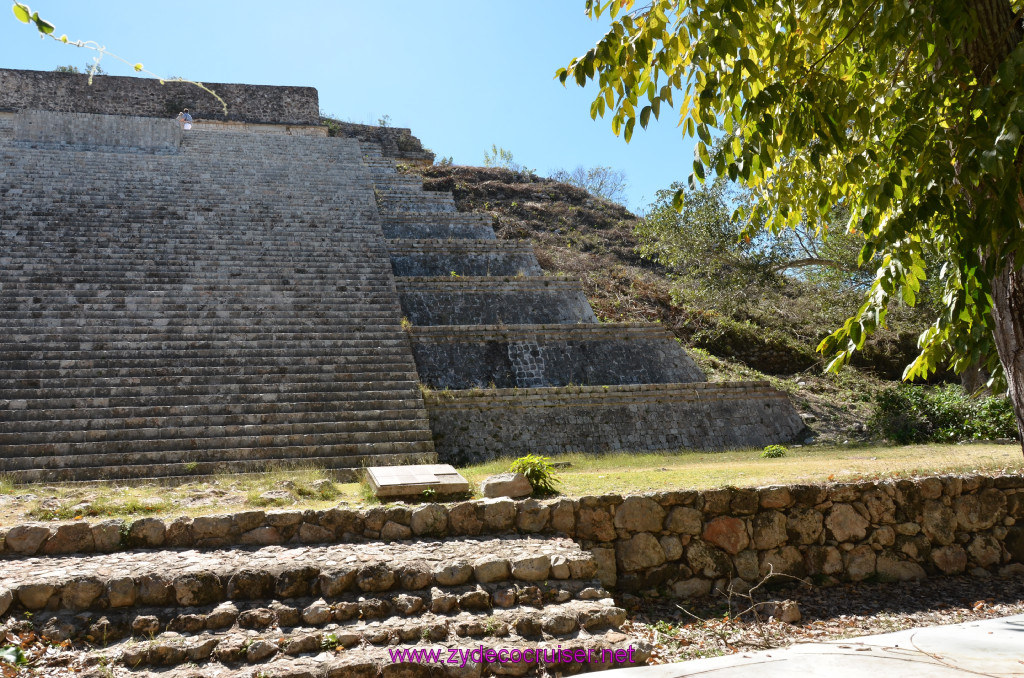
[363,143,806,461]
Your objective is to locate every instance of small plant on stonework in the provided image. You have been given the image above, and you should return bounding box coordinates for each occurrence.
[0,474,15,495]
[421,487,437,502]
[321,633,340,650]
[401,316,413,330]
[0,645,27,666]
[510,454,561,496]
[484,616,500,636]
[760,445,787,459]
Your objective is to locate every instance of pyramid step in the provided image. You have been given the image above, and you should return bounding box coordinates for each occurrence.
[0,399,431,424]
[0,411,431,435]
[0,447,437,483]
[0,416,431,446]
[0,434,438,468]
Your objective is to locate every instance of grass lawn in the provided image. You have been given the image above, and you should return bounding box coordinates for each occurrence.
[0,442,1019,525]
[459,442,1023,496]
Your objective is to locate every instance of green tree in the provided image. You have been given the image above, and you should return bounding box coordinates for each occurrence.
[550,165,629,204]
[559,0,1024,451]
[638,174,904,351]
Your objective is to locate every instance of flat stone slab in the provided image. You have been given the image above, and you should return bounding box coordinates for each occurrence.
[366,463,469,498]
[603,613,1024,677]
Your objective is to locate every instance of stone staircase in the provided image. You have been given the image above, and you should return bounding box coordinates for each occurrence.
[0,527,639,676]
[364,144,805,462]
[0,114,436,482]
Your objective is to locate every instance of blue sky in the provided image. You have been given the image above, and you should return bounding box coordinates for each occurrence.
[2,1,697,211]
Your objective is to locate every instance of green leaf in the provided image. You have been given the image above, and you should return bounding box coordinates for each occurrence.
[12,3,30,23]
[34,16,54,34]
[640,105,651,128]
[671,189,685,212]
[134,63,144,72]
[0,645,26,665]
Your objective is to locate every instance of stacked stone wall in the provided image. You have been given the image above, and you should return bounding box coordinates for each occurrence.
[3,474,1021,599]
[425,382,803,463]
[0,68,319,125]
[397,278,598,326]
[410,325,706,389]
[326,120,434,163]
[389,243,541,277]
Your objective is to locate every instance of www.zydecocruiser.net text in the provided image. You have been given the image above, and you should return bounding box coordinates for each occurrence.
[388,645,637,667]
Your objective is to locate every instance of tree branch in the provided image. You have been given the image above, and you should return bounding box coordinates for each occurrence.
[774,257,862,273]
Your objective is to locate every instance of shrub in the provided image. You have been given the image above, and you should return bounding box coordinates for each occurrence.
[870,384,1018,444]
[510,454,561,496]
[760,445,787,458]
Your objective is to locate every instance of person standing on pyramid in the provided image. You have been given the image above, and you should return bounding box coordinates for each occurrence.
[176,108,193,130]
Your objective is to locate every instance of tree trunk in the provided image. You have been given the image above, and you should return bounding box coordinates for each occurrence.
[963,0,1024,455]
[960,363,991,396]
[989,257,1024,451]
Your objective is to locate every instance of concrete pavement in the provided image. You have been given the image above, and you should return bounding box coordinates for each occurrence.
[607,613,1024,677]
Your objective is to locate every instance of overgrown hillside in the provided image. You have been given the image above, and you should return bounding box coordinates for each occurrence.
[403,164,945,443]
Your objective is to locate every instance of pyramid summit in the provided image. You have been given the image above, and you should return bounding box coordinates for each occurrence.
[0,68,804,481]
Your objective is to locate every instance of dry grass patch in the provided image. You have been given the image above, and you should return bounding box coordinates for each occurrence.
[0,466,364,525]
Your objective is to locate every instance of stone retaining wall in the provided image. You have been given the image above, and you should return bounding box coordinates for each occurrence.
[425,382,804,463]
[327,120,434,163]
[7,474,1017,599]
[380,219,495,241]
[410,324,706,390]
[389,248,541,277]
[0,69,319,125]
[397,277,597,326]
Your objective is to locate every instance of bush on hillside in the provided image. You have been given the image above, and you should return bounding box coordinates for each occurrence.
[870,384,1018,444]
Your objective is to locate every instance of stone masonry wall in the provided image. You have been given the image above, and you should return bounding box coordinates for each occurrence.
[14,110,181,152]
[389,249,541,277]
[2,473,1021,600]
[425,382,804,464]
[327,120,434,163]
[410,325,706,389]
[398,278,598,326]
[0,69,319,125]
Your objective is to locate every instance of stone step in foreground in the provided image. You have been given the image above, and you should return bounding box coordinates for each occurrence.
[0,531,644,677]
[0,536,597,614]
[67,629,646,677]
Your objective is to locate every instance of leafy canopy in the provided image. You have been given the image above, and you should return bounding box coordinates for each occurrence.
[638,174,878,320]
[557,0,1024,384]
